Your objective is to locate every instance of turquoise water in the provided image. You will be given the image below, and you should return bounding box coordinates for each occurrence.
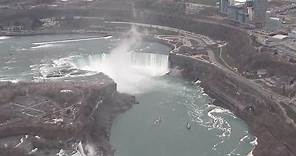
[0,34,255,156]
[110,76,255,156]
[0,34,169,81]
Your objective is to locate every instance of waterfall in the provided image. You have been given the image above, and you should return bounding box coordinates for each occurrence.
[75,52,169,94]
[74,27,169,94]
[130,52,169,76]
[77,52,169,76]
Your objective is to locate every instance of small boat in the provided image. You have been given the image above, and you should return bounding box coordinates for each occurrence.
[186,122,192,130]
[153,117,162,127]
[103,35,112,39]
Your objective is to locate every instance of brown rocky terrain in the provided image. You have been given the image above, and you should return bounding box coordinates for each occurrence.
[0,73,136,156]
[169,53,296,156]
[0,0,296,155]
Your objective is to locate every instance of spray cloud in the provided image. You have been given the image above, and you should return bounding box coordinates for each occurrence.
[77,26,169,94]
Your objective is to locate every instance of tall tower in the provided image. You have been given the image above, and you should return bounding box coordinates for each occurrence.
[229,0,235,6]
[218,0,230,14]
[246,0,254,21]
[253,0,268,28]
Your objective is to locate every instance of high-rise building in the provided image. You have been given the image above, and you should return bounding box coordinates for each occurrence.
[246,0,254,21]
[217,0,230,14]
[253,0,268,28]
[229,0,235,6]
[217,0,267,27]
[228,5,249,23]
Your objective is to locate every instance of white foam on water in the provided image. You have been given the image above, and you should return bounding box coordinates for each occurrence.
[31,43,60,49]
[84,144,96,156]
[2,66,15,70]
[194,80,201,84]
[28,148,38,154]
[32,37,105,45]
[16,48,29,51]
[226,148,238,156]
[77,142,86,156]
[30,56,97,80]
[72,152,81,156]
[52,56,77,67]
[245,137,258,156]
[57,149,66,156]
[208,107,234,115]
[0,36,10,40]
[247,150,254,156]
[184,94,243,152]
[207,107,232,136]
[250,137,258,146]
[104,35,113,39]
[15,137,24,148]
[240,135,249,142]
[0,79,20,83]
[72,142,97,156]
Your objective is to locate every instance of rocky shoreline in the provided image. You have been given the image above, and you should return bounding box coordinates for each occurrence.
[169,53,296,156]
[129,11,296,155]
[2,26,295,156]
[0,74,136,156]
[1,5,296,155]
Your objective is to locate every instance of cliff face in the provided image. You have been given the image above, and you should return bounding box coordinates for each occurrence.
[169,54,296,156]
[0,73,136,156]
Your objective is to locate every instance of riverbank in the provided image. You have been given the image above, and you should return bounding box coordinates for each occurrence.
[0,74,137,156]
[1,7,296,155]
[0,30,112,37]
[169,53,296,156]
[127,11,296,155]
[113,20,296,155]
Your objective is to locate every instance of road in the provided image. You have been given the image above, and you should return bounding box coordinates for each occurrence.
[208,48,296,128]
[110,21,296,128]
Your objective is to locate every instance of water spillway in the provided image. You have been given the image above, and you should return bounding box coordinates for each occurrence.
[76,52,169,78]
[74,52,169,94]
[72,27,170,94]
[130,52,169,77]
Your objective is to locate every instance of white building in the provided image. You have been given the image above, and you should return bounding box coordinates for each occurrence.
[185,3,210,15]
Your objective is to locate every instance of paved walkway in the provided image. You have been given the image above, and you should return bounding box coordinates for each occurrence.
[110,21,296,128]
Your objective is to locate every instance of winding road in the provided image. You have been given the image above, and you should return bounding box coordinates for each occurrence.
[109,21,296,128]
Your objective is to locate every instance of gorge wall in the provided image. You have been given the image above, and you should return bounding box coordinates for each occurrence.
[1,4,296,156]
[169,53,296,156]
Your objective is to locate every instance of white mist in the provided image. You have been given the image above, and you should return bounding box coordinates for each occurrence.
[76,26,169,94]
